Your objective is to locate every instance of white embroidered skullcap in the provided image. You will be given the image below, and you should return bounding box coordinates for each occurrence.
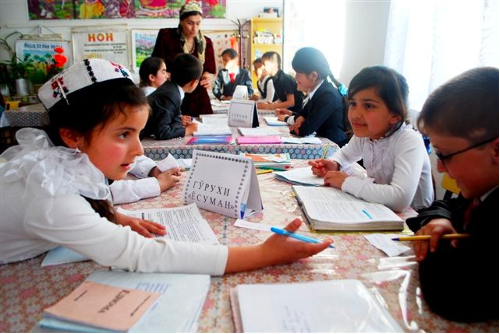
[38,58,135,110]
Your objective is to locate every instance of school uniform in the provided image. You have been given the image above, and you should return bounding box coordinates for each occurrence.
[291,80,348,147]
[332,123,434,211]
[257,75,275,102]
[0,128,228,274]
[271,69,303,112]
[212,68,254,100]
[109,155,161,205]
[143,81,186,140]
[406,188,499,322]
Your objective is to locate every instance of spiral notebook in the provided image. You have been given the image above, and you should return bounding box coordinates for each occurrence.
[183,150,263,219]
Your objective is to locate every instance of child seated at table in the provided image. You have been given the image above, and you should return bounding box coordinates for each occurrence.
[406,67,499,322]
[309,66,434,212]
[138,56,169,96]
[257,51,303,112]
[250,57,275,102]
[142,54,199,140]
[282,47,350,147]
[212,48,253,101]
[0,58,332,274]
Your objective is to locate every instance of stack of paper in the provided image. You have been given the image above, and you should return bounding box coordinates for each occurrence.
[292,185,404,231]
[274,167,324,186]
[200,114,229,125]
[236,135,282,144]
[231,280,402,332]
[238,127,280,137]
[263,116,288,126]
[194,123,232,136]
[39,271,211,332]
[240,153,291,169]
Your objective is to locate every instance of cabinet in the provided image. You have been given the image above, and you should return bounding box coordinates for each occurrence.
[250,17,283,87]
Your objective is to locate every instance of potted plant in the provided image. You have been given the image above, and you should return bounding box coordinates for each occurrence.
[0,31,35,96]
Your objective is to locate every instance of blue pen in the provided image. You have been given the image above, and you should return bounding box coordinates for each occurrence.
[362,209,373,220]
[270,227,334,248]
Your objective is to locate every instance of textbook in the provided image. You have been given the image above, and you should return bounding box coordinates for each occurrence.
[292,185,404,231]
[43,280,160,332]
[187,135,232,145]
[193,123,232,136]
[238,127,280,137]
[263,116,288,126]
[236,135,282,145]
[239,153,291,169]
[230,280,402,332]
[38,271,211,332]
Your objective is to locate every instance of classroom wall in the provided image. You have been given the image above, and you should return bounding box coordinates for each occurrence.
[0,0,282,63]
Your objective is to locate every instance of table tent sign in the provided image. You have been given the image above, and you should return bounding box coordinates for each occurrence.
[228,99,259,128]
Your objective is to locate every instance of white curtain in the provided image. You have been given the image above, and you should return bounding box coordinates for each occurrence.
[384,0,499,111]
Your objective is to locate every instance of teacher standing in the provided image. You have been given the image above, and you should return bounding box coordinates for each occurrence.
[152,1,215,116]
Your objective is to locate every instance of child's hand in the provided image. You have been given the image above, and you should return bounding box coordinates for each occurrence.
[413,218,457,262]
[323,171,348,189]
[290,116,305,135]
[249,94,259,101]
[277,114,287,122]
[156,170,181,192]
[221,95,232,101]
[185,122,198,136]
[115,212,166,238]
[257,101,271,110]
[260,218,333,265]
[308,159,339,177]
[181,115,193,126]
[275,108,292,116]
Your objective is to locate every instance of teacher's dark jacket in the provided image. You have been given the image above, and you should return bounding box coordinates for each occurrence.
[294,80,349,147]
[142,81,185,140]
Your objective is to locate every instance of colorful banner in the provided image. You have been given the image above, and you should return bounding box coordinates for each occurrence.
[28,0,226,20]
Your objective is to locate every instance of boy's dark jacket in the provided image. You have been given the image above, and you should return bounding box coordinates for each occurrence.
[142,81,185,140]
[406,188,499,322]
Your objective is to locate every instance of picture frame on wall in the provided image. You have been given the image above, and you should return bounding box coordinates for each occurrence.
[131,29,159,71]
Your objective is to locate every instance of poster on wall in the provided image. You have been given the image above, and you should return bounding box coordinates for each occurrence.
[72,29,129,66]
[15,39,71,85]
[131,29,158,71]
[27,0,227,20]
[204,31,238,72]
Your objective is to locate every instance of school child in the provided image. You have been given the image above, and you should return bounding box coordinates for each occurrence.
[142,53,199,140]
[138,56,169,96]
[250,57,275,102]
[0,58,332,273]
[283,47,349,147]
[257,51,303,112]
[309,66,434,212]
[212,48,253,101]
[406,67,499,322]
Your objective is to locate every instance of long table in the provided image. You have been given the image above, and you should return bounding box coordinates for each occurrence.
[0,160,497,332]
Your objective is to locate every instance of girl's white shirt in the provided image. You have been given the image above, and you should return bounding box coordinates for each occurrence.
[257,75,275,103]
[0,128,228,274]
[142,86,157,96]
[332,123,434,212]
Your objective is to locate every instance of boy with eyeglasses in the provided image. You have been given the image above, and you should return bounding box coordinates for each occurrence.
[406,67,498,322]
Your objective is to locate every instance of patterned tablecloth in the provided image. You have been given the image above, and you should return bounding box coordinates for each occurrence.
[0,161,497,333]
[143,116,336,160]
[0,103,48,128]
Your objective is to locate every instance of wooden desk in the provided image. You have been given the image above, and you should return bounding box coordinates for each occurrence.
[0,161,497,332]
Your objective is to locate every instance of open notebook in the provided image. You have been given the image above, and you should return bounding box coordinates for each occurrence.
[293,185,404,231]
[230,280,402,332]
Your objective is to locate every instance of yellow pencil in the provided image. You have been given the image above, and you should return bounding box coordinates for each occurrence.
[392,234,470,241]
[321,143,330,159]
[256,169,273,175]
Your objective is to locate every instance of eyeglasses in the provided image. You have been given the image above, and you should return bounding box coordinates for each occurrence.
[435,137,498,165]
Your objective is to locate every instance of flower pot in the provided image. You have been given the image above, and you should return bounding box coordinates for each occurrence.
[15,78,29,96]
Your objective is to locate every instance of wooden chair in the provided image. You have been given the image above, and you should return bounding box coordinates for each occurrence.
[442,173,460,199]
